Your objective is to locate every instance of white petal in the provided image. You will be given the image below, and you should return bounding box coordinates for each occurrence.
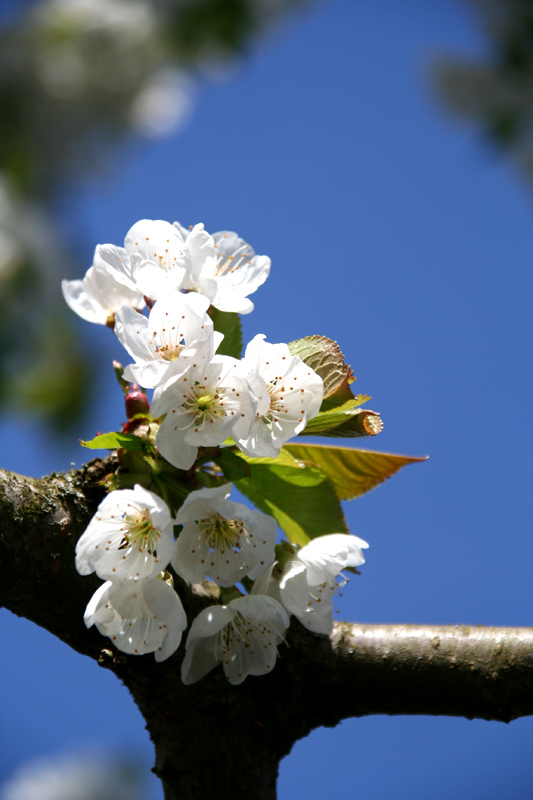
[173,521,211,584]
[279,564,336,634]
[94,244,138,292]
[298,533,369,585]
[175,484,232,520]
[156,411,199,470]
[182,223,217,285]
[130,259,186,300]
[114,305,154,363]
[84,582,113,628]
[125,219,187,269]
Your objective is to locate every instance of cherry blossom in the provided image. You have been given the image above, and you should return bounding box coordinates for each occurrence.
[278,534,369,634]
[75,485,177,582]
[150,356,257,470]
[124,219,188,300]
[61,247,144,326]
[84,575,186,661]
[114,290,223,389]
[63,218,271,318]
[181,594,289,685]
[174,222,271,313]
[236,334,324,458]
[173,484,277,587]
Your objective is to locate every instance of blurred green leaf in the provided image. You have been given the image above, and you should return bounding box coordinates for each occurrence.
[169,0,255,60]
[8,311,91,433]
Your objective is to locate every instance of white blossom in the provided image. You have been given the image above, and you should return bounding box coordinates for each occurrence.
[150,356,257,471]
[61,245,144,326]
[114,290,223,388]
[236,334,324,458]
[124,219,188,300]
[64,218,270,314]
[84,575,186,661]
[173,484,277,587]
[174,222,271,313]
[75,485,177,582]
[181,594,289,685]
[279,534,369,634]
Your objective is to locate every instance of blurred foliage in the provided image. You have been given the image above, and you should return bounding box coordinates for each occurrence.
[1,749,147,800]
[435,0,533,180]
[0,0,307,432]
[7,0,531,434]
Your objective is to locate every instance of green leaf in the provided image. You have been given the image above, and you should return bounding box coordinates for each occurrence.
[210,308,242,358]
[287,335,354,398]
[285,443,428,500]
[214,447,252,481]
[80,431,149,453]
[235,448,348,546]
[320,392,371,412]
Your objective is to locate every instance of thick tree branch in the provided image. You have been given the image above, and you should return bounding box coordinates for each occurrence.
[281,622,533,730]
[1,462,532,799]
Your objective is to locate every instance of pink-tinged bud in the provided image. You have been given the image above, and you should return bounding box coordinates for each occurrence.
[125,386,150,419]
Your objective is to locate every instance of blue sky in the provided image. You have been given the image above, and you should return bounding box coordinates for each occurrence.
[1,1,532,798]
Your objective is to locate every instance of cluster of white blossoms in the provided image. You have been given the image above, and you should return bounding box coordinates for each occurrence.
[76,483,367,682]
[65,218,370,684]
[63,218,324,469]
[62,218,271,323]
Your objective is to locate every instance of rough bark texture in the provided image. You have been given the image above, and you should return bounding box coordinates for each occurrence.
[1,461,533,799]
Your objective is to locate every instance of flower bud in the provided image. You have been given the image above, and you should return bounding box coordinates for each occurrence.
[125,385,150,419]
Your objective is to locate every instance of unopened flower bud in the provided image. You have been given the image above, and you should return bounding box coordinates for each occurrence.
[125,385,150,419]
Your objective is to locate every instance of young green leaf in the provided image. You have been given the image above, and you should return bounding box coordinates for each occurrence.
[235,448,348,546]
[210,307,243,359]
[214,447,252,481]
[287,335,354,398]
[80,431,149,453]
[285,443,428,500]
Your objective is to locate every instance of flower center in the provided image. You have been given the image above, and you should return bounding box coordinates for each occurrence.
[196,393,214,412]
[181,383,228,432]
[258,377,287,424]
[198,513,245,551]
[122,510,161,554]
[150,319,186,362]
[214,242,251,278]
[223,612,253,650]
[155,338,184,361]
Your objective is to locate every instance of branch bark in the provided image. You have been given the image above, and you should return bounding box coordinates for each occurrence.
[1,462,532,799]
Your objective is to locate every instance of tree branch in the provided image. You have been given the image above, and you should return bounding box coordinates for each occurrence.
[280,621,533,733]
[1,462,532,799]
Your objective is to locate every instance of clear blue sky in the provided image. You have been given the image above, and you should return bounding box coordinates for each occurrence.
[1,1,532,798]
